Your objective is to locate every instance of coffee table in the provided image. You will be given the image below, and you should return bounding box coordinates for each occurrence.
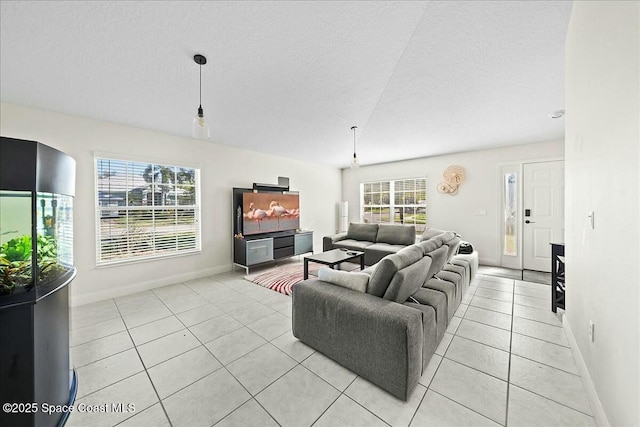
[303,249,365,280]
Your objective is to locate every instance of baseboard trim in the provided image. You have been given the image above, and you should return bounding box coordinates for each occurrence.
[563,316,610,427]
[70,264,233,307]
[478,257,497,266]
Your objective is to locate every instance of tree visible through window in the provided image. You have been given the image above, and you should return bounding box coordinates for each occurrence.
[361,178,427,232]
[96,158,201,264]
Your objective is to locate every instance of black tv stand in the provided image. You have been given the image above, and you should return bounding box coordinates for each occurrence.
[232,186,313,273]
[233,231,313,273]
[243,229,295,240]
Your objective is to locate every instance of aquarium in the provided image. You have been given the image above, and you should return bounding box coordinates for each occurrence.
[0,190,32,295]
[0,192,74,300]
[0,137,77,427]
[0,137,76,305]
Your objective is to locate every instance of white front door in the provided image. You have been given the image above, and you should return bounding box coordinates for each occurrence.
[523,161,565,272]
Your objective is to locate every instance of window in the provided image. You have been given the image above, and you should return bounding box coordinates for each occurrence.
[361,178,427,232]
[503,172,517,256]
[96,157,201,265]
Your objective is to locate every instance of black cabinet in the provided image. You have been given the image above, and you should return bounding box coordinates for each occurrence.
[0,137,77,427]
[233,231,313,273]
[551,243,565,312]
[273,235,295,259]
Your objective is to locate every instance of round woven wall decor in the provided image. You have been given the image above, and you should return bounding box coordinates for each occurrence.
[437,165,466,195]
[443,165,466,185]
[437,182,457,194]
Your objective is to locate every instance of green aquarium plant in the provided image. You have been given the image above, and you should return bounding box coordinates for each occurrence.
[0,256,31,295]
[0,234,60,296]
[0,235,32,295]
[2,235,32,261]
[36,234,62,284]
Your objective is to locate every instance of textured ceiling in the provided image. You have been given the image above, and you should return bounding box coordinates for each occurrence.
[0,1,572,168]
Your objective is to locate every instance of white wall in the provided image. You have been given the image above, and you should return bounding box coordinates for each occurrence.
[0,102,342,306]
[341,140,564,266]
[565,2,639,426]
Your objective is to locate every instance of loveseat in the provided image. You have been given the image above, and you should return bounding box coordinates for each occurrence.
[292,228,478,400]
[323,223,417,266]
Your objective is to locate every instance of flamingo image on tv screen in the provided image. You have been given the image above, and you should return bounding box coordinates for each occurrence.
[242,193,300,235]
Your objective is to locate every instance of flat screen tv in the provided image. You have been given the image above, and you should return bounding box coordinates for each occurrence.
[242,192,300,236]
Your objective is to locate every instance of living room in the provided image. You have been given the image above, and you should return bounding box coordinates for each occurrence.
[0,1,637,427]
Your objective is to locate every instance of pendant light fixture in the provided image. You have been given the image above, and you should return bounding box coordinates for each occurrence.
[350,125,359,169]
[192,54,210,139]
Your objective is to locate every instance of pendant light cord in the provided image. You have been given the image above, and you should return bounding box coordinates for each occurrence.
[192,54,208,132]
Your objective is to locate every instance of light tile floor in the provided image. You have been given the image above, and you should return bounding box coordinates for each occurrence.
[477,265,551,285]
[67,271,596,427]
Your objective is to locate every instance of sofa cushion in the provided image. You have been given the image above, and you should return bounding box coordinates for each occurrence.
[444,236,462,262]
[318,267,369,293]
[376,224,416,246]
[420,227,446,241]
[424,246,449,280]
[418,238,440,255]
[364,243,406,266]
[443,264,467,290]
[435,270,464,307]
[334,239,375,251]
[367,245,423,297]
[452,252,479,280]
[396,243,424,258]
[424,277,457,322]
[360,264,378,276]
[383,256,432,303]
[434,232,459,263]
[434,231,457,246]
[450,258,471,286]
[347,223,379,242]
[409,287,448,342]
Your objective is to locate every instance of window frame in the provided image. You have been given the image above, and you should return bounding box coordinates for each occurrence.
[94,154,202,267]
[499,163,522,270]
[503,171,518,257]
[360,177,427,233]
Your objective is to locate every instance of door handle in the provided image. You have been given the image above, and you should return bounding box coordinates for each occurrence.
[525,220,535,224]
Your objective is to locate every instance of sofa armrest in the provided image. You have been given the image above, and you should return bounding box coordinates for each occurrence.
[323,232,348,251]
[292,279,423,400]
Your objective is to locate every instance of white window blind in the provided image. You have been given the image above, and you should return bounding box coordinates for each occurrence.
[361,178,427,232]
[96,158,201,265]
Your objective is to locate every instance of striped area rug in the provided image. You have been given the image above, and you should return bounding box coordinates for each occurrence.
[244,263,318,296]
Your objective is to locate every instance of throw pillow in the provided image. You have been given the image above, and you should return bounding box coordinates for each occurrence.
[318,267,369,293]
[360,264,378,276]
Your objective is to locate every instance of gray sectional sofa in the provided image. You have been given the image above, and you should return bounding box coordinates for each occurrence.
[292,228,478,400]
[323,223,417,266]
